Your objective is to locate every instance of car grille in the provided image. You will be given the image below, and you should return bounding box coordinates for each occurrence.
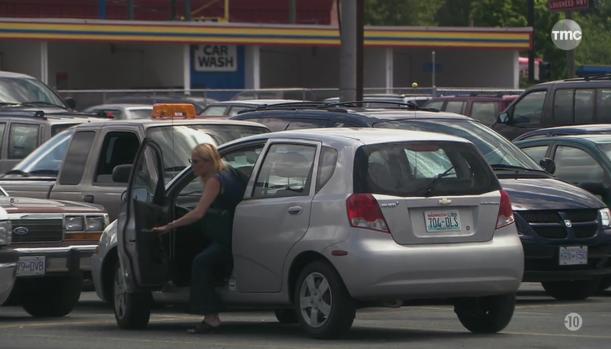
[10,219,64,243]
[517,209,599,239]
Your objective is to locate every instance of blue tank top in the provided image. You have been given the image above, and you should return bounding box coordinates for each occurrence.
[211,167,246,212]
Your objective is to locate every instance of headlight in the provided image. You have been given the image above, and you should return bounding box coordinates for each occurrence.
[598,208,611,228]
[0,220,11,245]
[86,216,106,231]
[65,216,84,231]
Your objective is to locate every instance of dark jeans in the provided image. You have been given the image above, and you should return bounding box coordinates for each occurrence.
[188,242,232,315]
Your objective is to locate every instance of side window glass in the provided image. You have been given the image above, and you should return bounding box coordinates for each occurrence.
[513,90,547,127]
[286,120,327,130]
[521,145,549,164]
[253,144,316,198]
[58,131,96,185]
[229,106,251,116]
[8,123,40,159]
[255,118,290,132]
[202,106,227,117]
[316,146,338,192]
[574,89,595,124]
[0,123,5,155]
[470,102,498,125]
[223,144,265,181]
[426,101,444,110]
[94,132,140,185]
[553,89,574,125]
[596,89,611,122]
[131,145,161,203]
[445,101,465,114]
[554,146,604,185]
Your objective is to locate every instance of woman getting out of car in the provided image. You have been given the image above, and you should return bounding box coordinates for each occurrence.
[152,143,246,334]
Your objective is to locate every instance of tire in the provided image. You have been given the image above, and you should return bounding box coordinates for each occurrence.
[113,262,151,329]
[454,294,515,334]
[294,260,355,339]
[274,309,299,324]
[542,279,600,300]
[21,276,82,317]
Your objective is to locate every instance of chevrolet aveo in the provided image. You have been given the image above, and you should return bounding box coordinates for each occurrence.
[92,128,524,339]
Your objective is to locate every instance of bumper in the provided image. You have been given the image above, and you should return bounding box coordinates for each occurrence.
[0,248,17,304]
[522,241,611,282]
[13,245,97,278]
[328,224,524,301]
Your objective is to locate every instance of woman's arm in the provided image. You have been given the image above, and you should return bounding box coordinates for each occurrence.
[153,177,221,233]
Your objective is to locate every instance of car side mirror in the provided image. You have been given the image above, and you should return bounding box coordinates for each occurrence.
[112,164,133,183]
[64,97,77,110]
[579,182,607,196]
[539,158,556,174]
[498,112,510,124]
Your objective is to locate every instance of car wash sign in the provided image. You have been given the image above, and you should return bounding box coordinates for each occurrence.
[193,45,237,72]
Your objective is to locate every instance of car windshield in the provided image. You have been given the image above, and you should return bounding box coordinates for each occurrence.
[9,129,73,176]
[596,143,611,162]
[146,124,266,179]
[374,119,541,170]
[0,77,65,107]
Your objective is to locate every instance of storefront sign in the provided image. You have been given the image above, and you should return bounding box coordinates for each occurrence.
[193,45,237,72]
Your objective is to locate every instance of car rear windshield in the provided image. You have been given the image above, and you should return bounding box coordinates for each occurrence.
[354,141,499,197]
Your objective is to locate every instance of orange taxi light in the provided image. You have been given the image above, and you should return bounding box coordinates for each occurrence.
[152,103,197,119]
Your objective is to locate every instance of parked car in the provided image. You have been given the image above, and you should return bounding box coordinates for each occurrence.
[105,95,217,115]
[232,106,611,299]
[94,128,523,338]
[492,75,611,139]
[324,94,432,107]
[423,95,518,126]
[83,104,153,120]
[231,88,316,101]
[0,185,108,317]
[200,99,305,118]
[513,124,611,141]
[0,105,269,220]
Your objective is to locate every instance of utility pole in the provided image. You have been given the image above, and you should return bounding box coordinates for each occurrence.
[184,0,192,20]
[339,0,364,102]
[527,0,535,82]
[289,0,297,23]
[171,0,177,20]
[566,11,575,78]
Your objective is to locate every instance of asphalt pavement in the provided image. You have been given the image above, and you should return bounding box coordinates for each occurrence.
[1,283,611,349]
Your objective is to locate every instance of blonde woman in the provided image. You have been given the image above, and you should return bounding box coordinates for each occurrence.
[153,143,245,333]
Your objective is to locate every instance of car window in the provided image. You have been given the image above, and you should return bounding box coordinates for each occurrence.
[253,143,316,198]
[354,141,498,197]
[0,77,65,106]
[202,106,228,116]
[513,90,546,127]
[316,146,338,192]
[58,131,96,185]
[470,102,498,125]
[8,123,40,159]
[425,101,444,110]
[521,145,549,164]
[229,106,252,116]
[131,145,161,203]
[0,123,5,155]
[553,89,574,125]
[51,123,78,135]
[286,120,327,130]
[554,146,604,184]
[13,129,72,176]
[574,89,595,124]
[596,89,611,122]
[445,101,465,114]
[247,117,289,132]
[94,132,140,185]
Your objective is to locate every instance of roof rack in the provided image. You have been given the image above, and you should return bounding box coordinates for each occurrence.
[326,100,439,112]
[0,109,47,119]
[565,73,611,81]
[242,101,349,114]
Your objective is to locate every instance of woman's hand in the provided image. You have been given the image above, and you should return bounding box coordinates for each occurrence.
[152,225,171,235]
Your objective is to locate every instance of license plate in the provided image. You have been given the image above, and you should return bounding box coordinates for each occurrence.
[16,256,46,276]
[559,246,588,266]
[425,210,461,233]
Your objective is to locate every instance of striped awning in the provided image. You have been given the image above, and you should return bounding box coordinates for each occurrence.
[0,18,532,50]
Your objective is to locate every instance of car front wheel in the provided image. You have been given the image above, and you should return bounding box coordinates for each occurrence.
[113,262,151,329]
[294,261,355,339]
[21,276,82,317]
[454,294,515,333]
[542,279,599,300]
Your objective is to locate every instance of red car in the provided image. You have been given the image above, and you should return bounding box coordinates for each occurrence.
[424,95,518,126]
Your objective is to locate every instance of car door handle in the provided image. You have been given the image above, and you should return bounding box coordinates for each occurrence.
[83,194,94,203]
[288,206,303,215]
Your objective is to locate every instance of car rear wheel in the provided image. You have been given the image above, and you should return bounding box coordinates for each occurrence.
[454,294,515,334]
[21,276,82,317]
[274,309,299,324]
[113,262,151,329]
[542,279,600,300]
[294,261,355,339]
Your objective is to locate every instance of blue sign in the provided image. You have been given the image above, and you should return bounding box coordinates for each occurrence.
[190,45,245,90]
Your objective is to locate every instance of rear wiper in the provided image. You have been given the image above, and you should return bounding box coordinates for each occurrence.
[490,164,547,173]
[4,169,29,177]
[422,166,456,197]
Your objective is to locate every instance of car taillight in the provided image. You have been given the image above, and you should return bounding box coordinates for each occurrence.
[496,190,515,229]
[346,193,390,233]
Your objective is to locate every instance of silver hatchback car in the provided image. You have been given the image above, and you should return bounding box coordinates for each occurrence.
[92,128,524,338]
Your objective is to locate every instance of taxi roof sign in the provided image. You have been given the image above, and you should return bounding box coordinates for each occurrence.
[152,103,197,119]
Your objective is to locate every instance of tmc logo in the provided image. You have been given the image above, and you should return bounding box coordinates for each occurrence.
[551,19,583,51]
[13,226,29,236]
[551,30,582,41]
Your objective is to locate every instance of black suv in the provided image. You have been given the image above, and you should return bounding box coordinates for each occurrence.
[232,103,611,299]
[492,75,611,140]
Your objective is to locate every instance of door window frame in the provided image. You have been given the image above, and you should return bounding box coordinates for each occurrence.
[92,130,141,187]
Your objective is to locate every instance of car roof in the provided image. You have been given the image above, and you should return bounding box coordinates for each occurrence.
[210,99,305,106]
[0,70,35,79]
[231,127,470,147]
[71,118,267,130]
[85,104,153,110]
[518,134,611,145]
[514,124,611,141]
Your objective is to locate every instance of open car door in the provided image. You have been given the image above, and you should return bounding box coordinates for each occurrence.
[118,139,169,289]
